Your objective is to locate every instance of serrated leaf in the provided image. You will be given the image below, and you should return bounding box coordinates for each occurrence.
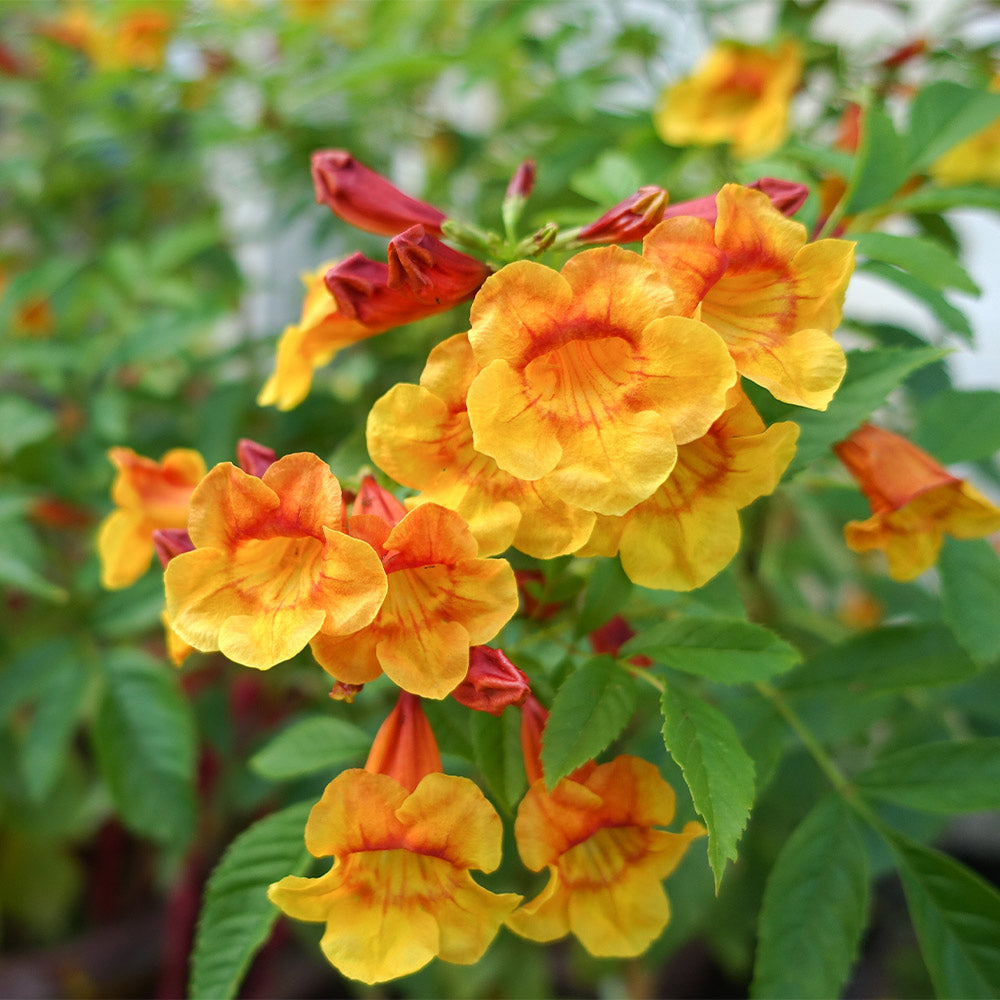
[844,104,908,214]
[751,796,870,999]
[623,616,800,684]
[190,801,314,1000]
[766,347,949,473]
[853,232,979,294]
[890,832,1000,999]
[249,715,371,781]
[858,739,1000,814]
[575,557,633,637]
[470,708,526,813]
[541,656,637,787]
[785,623,980,695]
[21,655,89,802]
[661,685,755,891]
[906,81,1000,172]
[860,261,973,340]
[940,538,1000,668]
[915,390,1000,463]
[92,649,196,844]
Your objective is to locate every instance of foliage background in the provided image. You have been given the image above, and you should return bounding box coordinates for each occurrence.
[1,0,999,997]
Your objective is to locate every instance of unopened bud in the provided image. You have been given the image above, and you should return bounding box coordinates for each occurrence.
[352,474,406,526]
[236,439,276,478]
[311,149,447,237]
[662,177,808,224]
[153,528,194,568]
[576,185,669,245]
[452,646,531,716]
[365,691,442,792]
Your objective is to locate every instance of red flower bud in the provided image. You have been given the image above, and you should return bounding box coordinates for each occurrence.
[515,569,562,620]
[520,694,548,786]
[506,159,536,201]
[588,614,653,667]
[352,474,406,526]
[311,149,447,237]
[365,691,442,792]
[576,185,669,244]
[386,225,492,304]
[236,438,277,478]
[662,177,808,223]
[452,646,531,716]
[153,528,195,568]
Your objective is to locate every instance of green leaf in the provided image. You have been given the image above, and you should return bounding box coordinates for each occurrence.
[189,801,314,1000]
[772,347,948,473]
[853,233,979,294]
[890,185,1000,214]
[890,832,1000,998]
[859,262,974,340]
[541,656,637,787]
[21,654,89,802]
[0,639,77,725]
[661,685,755,891]
[0,540,68,603]
[623,617,800,684]
[785,623,980,695]
[571,150,643,205]
[0,396,58,460]
[915,390,1000,463]
[249,715,370,781]
[858,739,1000,814]
[92,649,196,844]
[574,557,633,637]
[751,796,870,999]
[844,104,908,214]
[470,708,526,814]
[940,538,1000,668]
[906,81,1000,172]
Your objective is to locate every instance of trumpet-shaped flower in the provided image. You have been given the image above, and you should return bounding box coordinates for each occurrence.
[164,452,387,669]
[654,40,802,159]
[97,447,206,589]
[644,185,854,409]
[268,770,520,984]
[507,755,705,957]
[464,248,737,516]
[367,333,596,557]
[578,387,799,590]
[311,500,519,698]
[834,423,1000,581]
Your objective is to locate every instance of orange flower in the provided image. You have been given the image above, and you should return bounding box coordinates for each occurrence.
[834,423,1000,581]
[654,40,802,159]
[259,229,490,411]
[311,495,519,699]
[464,248,736,517]
[268,695,520,985]
[578,386,799,590]
[507,755,705,957]
[45,3,173,71]
[367,333,596,557]
[97,447,206,589]
[164,453,387,669]
[644,184,854,409]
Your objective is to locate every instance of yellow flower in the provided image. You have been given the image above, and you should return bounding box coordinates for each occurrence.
[578,386,799,590]
[464,248,736,517]
[164,452,387,669]
[654,40,802,159]
[835,423,1000,581]
[507,755,705,957]
[311,502,519,698]
[367,333,596,558]
[268,769,520,985]
[644,185,854,410]
[97,447,206,590]
[47,3,174,71]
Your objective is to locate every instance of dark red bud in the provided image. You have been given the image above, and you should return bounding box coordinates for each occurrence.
[452,646,531,716]
[589,614,653,667]
[506,160,536,201]
[236,439,277,478]
[311,149,447,237]
[577,185,669,244]
[154,528,194,568]
[386,225,492,303]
